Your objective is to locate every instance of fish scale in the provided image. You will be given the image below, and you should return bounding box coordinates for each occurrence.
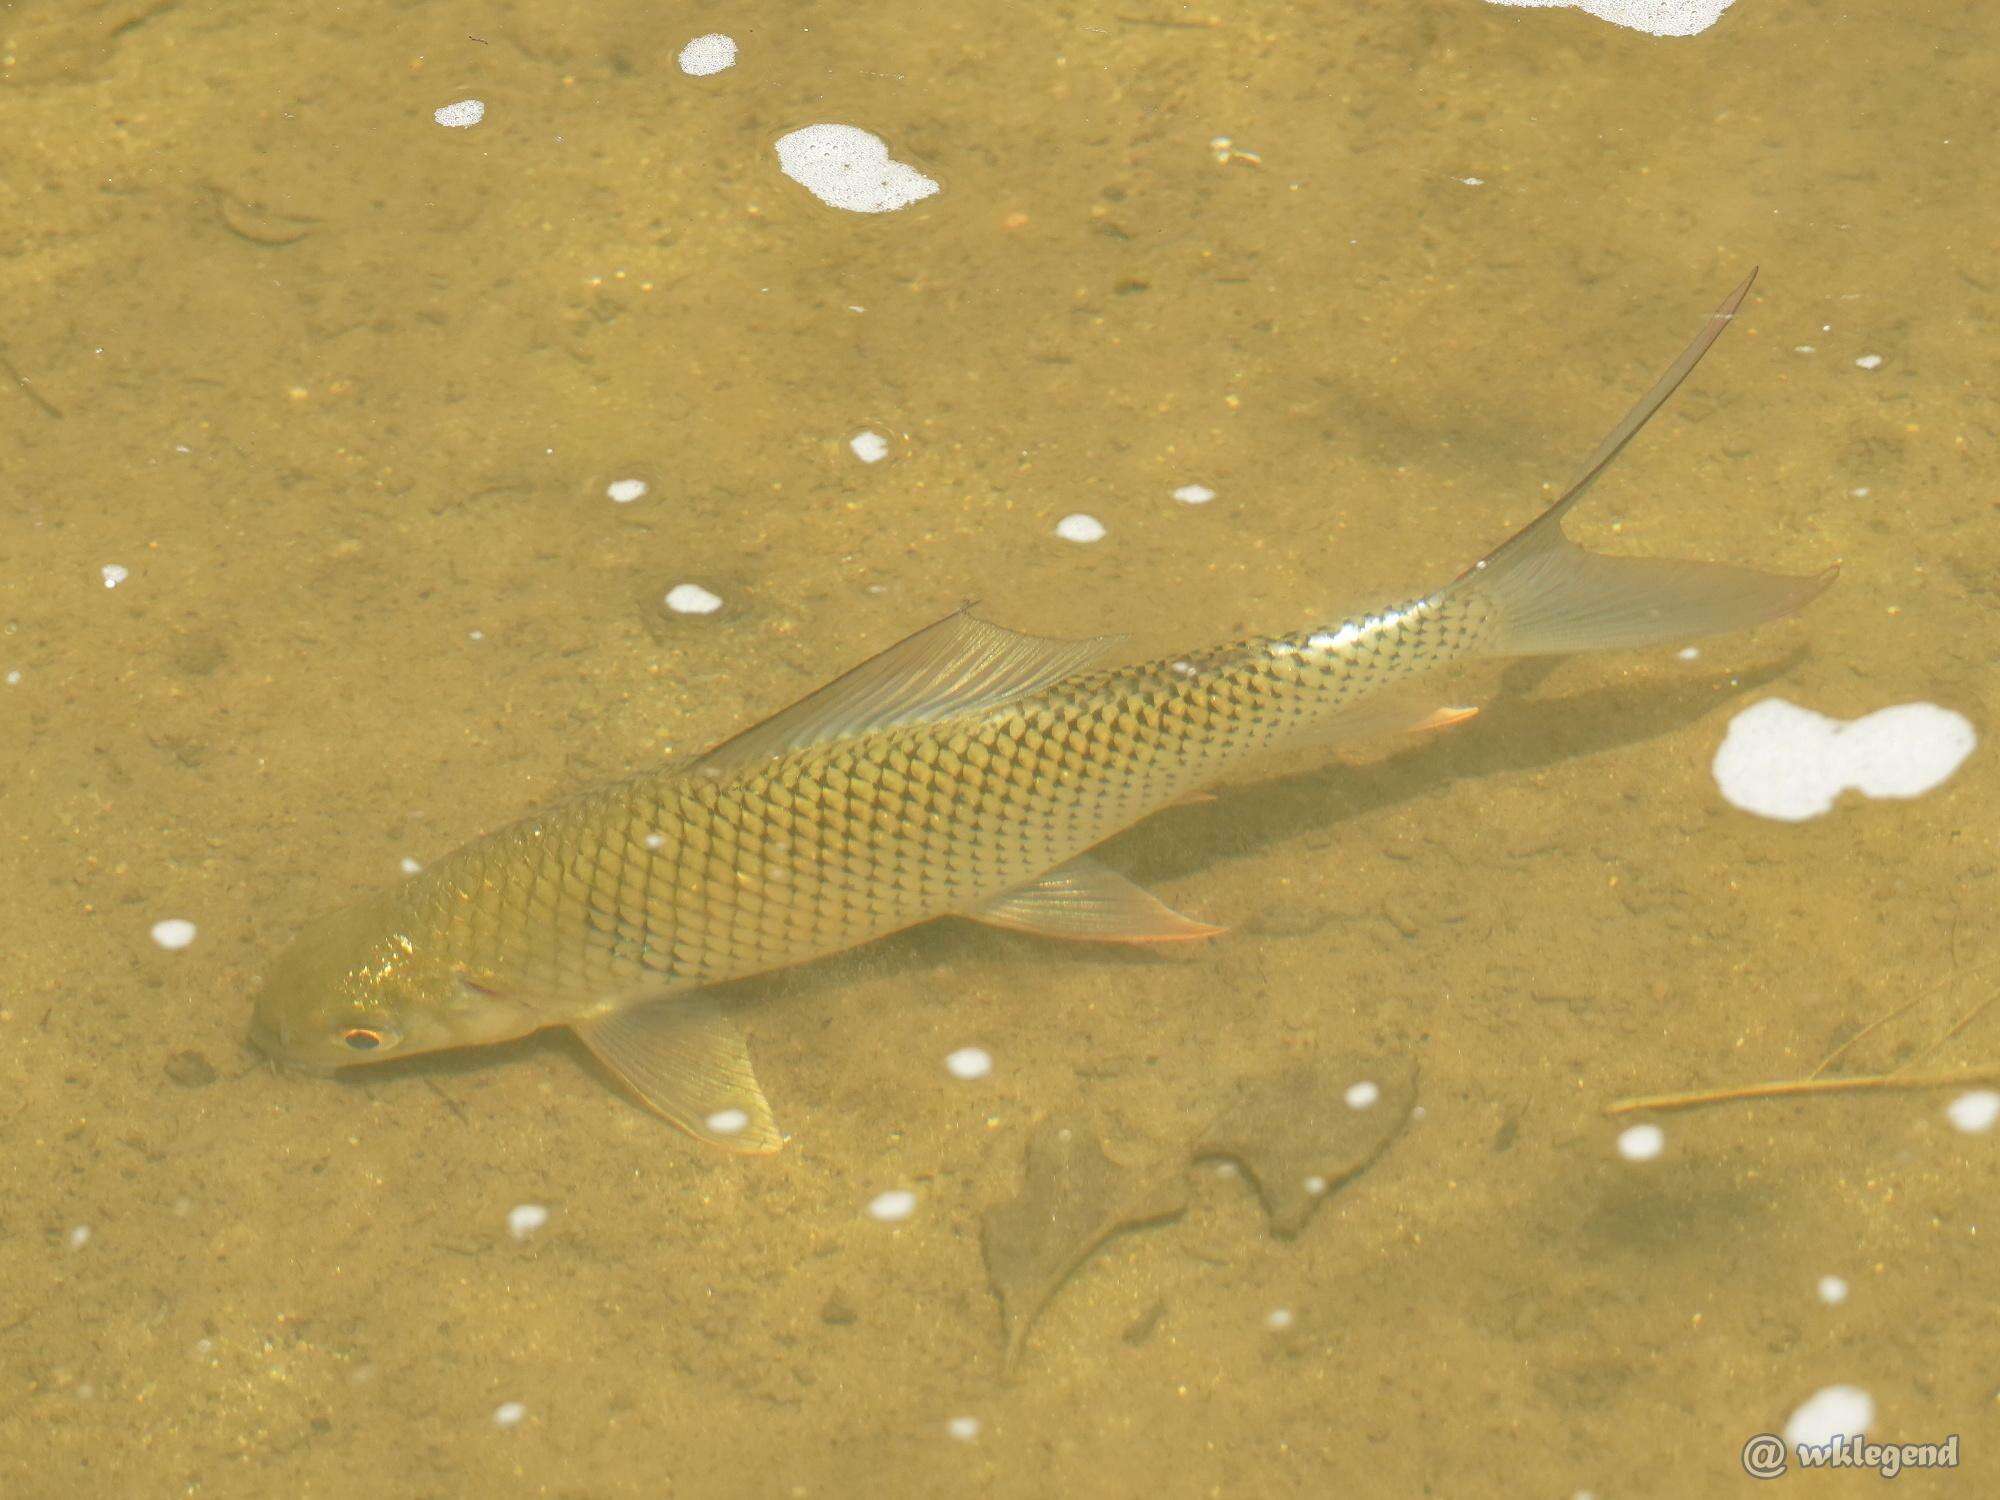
[251,271,1835,1154]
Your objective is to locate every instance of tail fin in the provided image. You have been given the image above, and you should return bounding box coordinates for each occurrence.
[1444,270,1837,656]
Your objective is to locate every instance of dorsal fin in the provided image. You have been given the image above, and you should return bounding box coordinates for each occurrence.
[696,608,1119,775]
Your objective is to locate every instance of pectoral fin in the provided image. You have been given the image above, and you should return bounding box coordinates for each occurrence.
[968,856,1225,944]
[573,998,784,1155]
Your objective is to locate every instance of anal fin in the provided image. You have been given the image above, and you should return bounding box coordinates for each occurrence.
[573,997,784,1155]
[968,855,1225,944]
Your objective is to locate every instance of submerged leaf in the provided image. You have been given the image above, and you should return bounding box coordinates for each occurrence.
[980,1120,1190,1372]
[1192,1053,1416,1237]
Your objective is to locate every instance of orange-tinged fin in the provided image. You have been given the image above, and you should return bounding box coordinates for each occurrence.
[1444,270,1837,655]
[1409,705,1479,734]
[697,609,1120,775]
[572,997,784,1154]
[967,855,1226,943]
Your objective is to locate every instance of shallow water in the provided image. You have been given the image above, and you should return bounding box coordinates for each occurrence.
[3,1,1995,1495]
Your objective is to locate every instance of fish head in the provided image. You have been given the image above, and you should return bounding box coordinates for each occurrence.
[249,896,493,1072]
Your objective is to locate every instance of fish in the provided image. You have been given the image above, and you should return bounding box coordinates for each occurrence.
[250,271,1835,1153]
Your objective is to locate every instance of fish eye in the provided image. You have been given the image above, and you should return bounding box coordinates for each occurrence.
[341,1027,386,1052]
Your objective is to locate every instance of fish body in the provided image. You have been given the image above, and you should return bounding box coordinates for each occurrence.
[251,273,1834,1151]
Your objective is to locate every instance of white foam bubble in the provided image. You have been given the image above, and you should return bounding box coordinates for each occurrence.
[1947,1089,1999,1134]
[1783,1384,1872,1447]
[1264,1307,1295,1331]
[868,1188,917,1222]
[850,430,889,464]
[67,1225,91,1251]
[1303,1174,1328,1196]
[1482,0,1734,36]
[400,856,423,875]
[507,1204,549,1240]
[1712,700,1977,821]
[1055,513,1105,543]
[775,124,940,214]
[1816,1275,1849,1305]
[101,564,128,589]
[664,583,724,615]
[1616,1123,1665,1162]
[3,670,18,685]
[492,1400,527,1427]
[434,99,485,129]
[705,1108,749,1137]
[1855,354,1884,370]
[945,1047,992,1080]
[1173,484,1216,505]
[678,34,737,77]
[1344,1079,1380,1110]
[606,478,649,503]
[150,919,197,951]
[946,1415,981,1441]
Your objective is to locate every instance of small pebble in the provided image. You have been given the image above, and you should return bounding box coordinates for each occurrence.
[868,1189,917,1222]
[1616,1123,1665,1162]
[1783,1384,1873,1447]
[1854,354,1883,370]
[664,583,724,615]
[1055,513,1105,543]
[677,33,737,76]
[606,478,649,503]
[946,1415,981,1442]
[849,430,889,464]
[1947,1089,1999,1134]
[150,919,197,951]
[1344,1080,1380,1110]
[1173,484,1216,505]
[507,1204,549,1241]
[101,564,128,589]
[492,1401,526,1428]
[1816,1275,1849,1305]
[434,99,485,129]
[945,1047,992,1080]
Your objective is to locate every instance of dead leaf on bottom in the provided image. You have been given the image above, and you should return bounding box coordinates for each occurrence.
[980,1119,1188,1373]
[1192,1053,1416,1237]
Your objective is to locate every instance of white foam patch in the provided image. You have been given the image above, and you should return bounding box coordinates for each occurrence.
[850,430,889,463]
[1616,1123,1665,1162]
[401,856,423,875]
[1483,0,1733,36]
[1173,484,1216,505]
[1712,700,1977,821]
[678,34,737,76]
[1816,1275,1849,1305]
[775,124,940,214]
[150,919,197,951]
[434,99,485,129]
[705,1108,749,1137]
[1947,1089,1999,1134]
[946,1415,981,1441]
[101,564,128,589]
[1855,354,1883,370]
[507,1204,549,1240]
[664,583,724,615]
[868,1188,917,1222]
[1783,1384,1873,1447]
[1344,1080,1380,1110]
[68,1225,91,1250]
[606,478,649,503]
[1055,513,1105,543]
[492,1401,526,1427]
[1264,1307,1295,1331]
[945,1047,992,1080]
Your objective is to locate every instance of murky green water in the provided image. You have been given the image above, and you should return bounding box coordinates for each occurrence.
[3,1,1994,1495]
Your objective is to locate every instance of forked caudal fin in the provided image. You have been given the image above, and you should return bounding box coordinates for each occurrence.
[1442,270,1837,656]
